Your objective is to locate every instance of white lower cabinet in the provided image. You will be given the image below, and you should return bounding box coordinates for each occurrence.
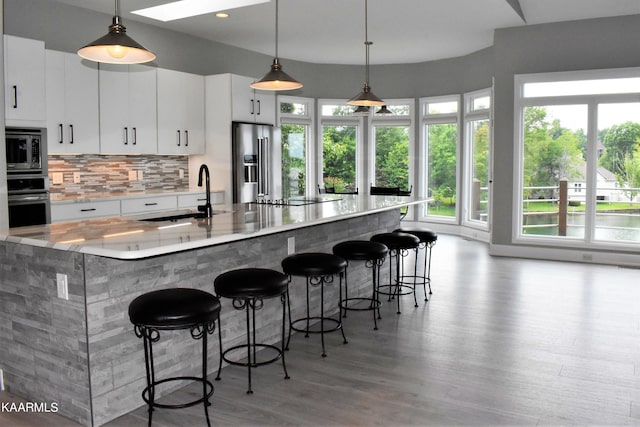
[120,195,177,215]
[51,200,121,222]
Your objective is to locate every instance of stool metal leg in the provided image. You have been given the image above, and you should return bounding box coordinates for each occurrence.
[216,311,223,381]
[412,248,419,308]
[338,272,348,345]
[427,241,435,295]
[320,277,326,357]
[142,333,155,427]
[280,293,290,380]
[202,331,211,427]
[246,299,253,394]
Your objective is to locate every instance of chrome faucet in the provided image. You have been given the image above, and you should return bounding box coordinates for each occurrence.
[197,164,213,218]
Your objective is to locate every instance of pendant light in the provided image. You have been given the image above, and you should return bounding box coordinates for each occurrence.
[354,105,370,116]
[78,0,156,65]
[376,105,392,114]
[250,0,303,91]
[347,0,384,107]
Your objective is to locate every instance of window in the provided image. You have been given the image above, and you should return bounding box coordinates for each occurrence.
[278,96,313,198]
[463,89,492,229]
[515,69,640,248]
[420,96,460,222]
[370,100,414,192]
[318,100,362,192]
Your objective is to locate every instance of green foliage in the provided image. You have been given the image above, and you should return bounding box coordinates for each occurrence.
[281,124,306,198]
[523,106,583,199]
[614,141,640,203]
[322,125,356,191]
[599,122,640,171]
[375,126,409,188]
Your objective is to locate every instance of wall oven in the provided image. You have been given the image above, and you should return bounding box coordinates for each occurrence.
[7,175,51,228]
[6,128,43,173]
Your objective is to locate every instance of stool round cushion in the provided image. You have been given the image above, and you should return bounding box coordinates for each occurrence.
[129,288,221,329]
[282,253,347,276]
[394,228,438,243]
[333,240,388,261]
[371,232,420,250]
[215,268,288,299]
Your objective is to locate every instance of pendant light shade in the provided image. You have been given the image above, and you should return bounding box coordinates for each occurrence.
[376,105,392,114]
[78,0,156,64]
[354,105,370,116]
[250,0,302,91]
[347,0,384,107]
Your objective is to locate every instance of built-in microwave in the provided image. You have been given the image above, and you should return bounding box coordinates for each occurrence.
[5,128,44,173]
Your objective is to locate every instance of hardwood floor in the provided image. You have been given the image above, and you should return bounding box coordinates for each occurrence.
[3,234,640,426]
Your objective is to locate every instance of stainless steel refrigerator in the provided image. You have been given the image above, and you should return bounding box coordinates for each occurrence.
[232,122,281,203]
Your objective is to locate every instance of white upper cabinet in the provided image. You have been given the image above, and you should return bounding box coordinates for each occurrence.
[46,50,100,154]
[4,35,46,127]
[157,69,205,155]
[99,64,157,154]
[231,74,275,124]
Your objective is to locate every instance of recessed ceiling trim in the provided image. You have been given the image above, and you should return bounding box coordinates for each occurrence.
[131,0,269,22]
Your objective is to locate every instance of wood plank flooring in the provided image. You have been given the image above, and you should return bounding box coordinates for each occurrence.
[3,234,640,426]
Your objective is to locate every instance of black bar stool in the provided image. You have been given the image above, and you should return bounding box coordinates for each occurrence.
[370,232,420,314]
[332,240,388,330]
[282,252,348,357]
[128,288,221,427]
[394,228,438,300]
[214,268,290,395]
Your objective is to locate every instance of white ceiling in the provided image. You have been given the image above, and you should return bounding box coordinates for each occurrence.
[54,0,640,65]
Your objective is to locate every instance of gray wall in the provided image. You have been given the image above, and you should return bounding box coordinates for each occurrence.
[6,0,640,249]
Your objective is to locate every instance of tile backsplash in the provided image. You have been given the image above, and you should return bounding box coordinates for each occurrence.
[48,154,190,198]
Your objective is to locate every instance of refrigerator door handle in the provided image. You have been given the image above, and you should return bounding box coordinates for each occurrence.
[263,136,269,196]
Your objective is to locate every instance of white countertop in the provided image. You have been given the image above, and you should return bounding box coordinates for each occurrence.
[0,195,427,260]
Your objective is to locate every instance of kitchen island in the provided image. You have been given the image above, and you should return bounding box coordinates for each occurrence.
[0,194,426,426]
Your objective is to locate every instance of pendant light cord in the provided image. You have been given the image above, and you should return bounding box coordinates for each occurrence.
[364,0,370,85]
[115,0,120,18]
[275,0,279,59]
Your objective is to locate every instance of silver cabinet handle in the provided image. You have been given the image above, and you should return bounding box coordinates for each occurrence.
[124,127,128,145]
[132,127,137,145]
[69,124,74,144]
[185,130,189,147]
[59,124,63,144]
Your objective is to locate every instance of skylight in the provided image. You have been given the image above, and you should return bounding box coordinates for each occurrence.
[131,0,269,22]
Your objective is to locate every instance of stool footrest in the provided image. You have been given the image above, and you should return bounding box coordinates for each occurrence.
[340,297,382,311]
[222,343,283,368]
[397,275,431,286]
[290,316,343,334]
[142,376,214,409]
[377,284,415,297]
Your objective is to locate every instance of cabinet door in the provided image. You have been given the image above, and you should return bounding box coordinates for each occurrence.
[182,72,205,154]
[99,64,157,154]
[99,63,131,153]
[64,54,99,153]
[253,90,275,124]
[158,69,204,155]
[231,74,257,122]
[47,51,99,154]
[4,35,46,125]
[46,50,66,151]
[127,65,157,154]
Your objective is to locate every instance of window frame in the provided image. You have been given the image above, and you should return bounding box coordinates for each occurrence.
[419,94,461,224]
[513,67,640,251]
[462,88,492,231]
[317,99,364,193]
[277,95,315,196]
